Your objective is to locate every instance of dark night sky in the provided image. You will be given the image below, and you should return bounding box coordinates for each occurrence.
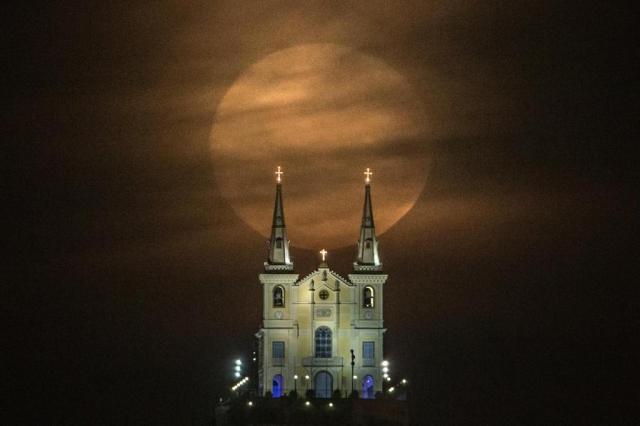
[5,1,637,424]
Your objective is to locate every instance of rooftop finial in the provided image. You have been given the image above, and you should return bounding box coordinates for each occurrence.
[320,249,328,262]
[364,167,373,184]
[275,166,283,183]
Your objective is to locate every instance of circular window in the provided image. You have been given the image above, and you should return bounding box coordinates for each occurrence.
[319,289,330,300]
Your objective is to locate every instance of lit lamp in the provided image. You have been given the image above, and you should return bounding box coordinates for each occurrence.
[381,360,390,391]
[294,374,298,393]
[234,359,242,379]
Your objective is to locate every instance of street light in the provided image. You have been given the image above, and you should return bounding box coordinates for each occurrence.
[234,359,243,379]
[294,374,298,393]
[350,349,355,395]
[381,360,390,392]
[231,377,250,392]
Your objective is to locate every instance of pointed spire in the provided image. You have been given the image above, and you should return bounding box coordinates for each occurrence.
[266,166,293,271]
[354,168,382,272]
[272,179,285,228]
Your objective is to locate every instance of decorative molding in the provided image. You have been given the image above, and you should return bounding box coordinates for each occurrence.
[302,356,344,367]
[353,319,384,328]
[348,274,388,285]
[296,269,353,287]
[259,273,299,285]
[263,319,295,328]
[328,269,350,285]
[264,262,294,271]
[315,307,332,318]
[353,262,383,272]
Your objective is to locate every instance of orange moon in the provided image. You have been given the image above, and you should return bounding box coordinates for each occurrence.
[210,43,429,250]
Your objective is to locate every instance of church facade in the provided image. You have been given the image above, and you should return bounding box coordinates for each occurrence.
[256,168,388,399]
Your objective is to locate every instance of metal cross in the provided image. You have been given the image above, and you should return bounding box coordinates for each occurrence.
[320,249,327,261]
[275,166,283,182]
[364,168,373,183]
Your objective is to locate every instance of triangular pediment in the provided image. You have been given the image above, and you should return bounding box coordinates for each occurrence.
[295,268,352,288]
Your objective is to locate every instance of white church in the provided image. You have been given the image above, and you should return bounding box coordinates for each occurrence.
[255,167,388,399]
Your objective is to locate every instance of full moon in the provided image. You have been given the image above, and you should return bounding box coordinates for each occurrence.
[211,43,430,250]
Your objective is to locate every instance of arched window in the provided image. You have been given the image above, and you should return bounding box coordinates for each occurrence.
[275,237,283,249]
[362,375,375,399]
[365,238,372,249]
[314,371,333,398]
[314,326,332,358]
[273,286,284,307]
[272,374,284,398]
[363,286,374,308]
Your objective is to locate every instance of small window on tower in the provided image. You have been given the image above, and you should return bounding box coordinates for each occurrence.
[363,341,375,363]
[363,286,374,308]
[275,238,283,249]
[365,239,372,249]
[273,286,284,307]
[272,341,285,359]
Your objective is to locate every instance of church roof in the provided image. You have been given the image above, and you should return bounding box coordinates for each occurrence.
[295,268,352,286]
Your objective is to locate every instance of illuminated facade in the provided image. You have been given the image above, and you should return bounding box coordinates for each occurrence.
[255,168,387,398]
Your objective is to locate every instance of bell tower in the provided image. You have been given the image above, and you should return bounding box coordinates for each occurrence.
[354,168,382,271]
[265,166,293,271]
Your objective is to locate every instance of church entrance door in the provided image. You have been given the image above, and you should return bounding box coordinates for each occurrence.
[362,375,375,399]
[272,374,283,398]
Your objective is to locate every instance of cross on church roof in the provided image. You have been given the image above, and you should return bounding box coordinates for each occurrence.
[275,166,283,183]
[319,249,327,262]
[364,168,373,184]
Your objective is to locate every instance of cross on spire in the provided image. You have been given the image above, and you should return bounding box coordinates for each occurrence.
[275,166,283,183]
[320,249,327,262]
[364,168,373,184]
